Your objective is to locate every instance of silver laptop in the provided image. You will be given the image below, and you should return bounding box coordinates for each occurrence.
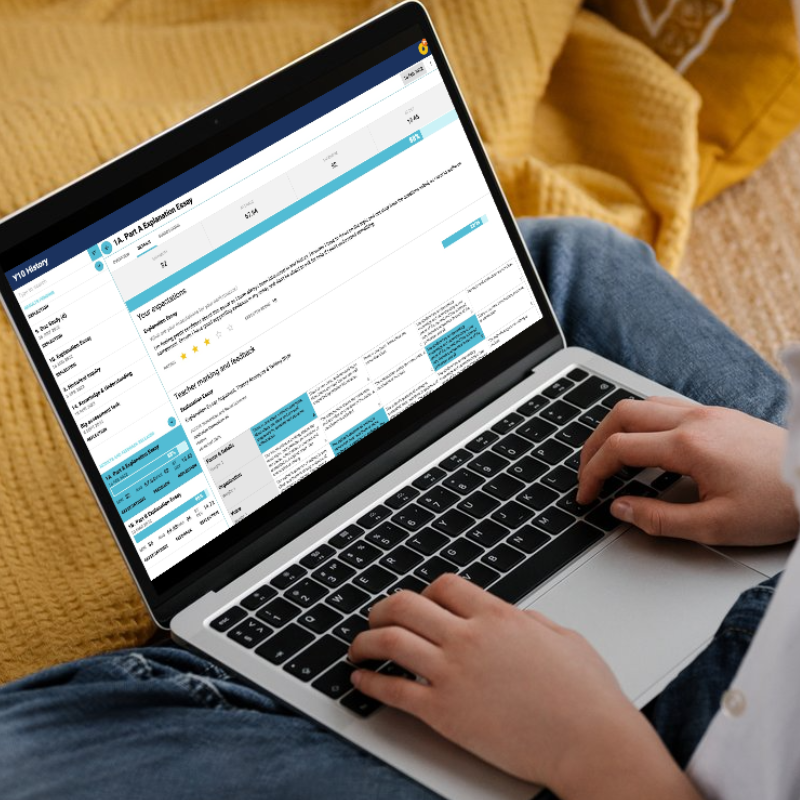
[0,3,785,797]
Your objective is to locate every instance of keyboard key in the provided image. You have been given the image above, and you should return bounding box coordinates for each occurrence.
[407,528,449,556]
[257,597,302,627]
[460,562,501,588]
[585,500,622,531]
[412,467,446,490]
[542,378,574,398]
[491,412,524,434]
[340,690,382,717]
[531,508,574,535]
[599,476,624,499]
[414,556,459,582]
[286,578,329,608]
[465,430,499,452]
[507,456,549,482]
[531,439,572,465]
[227,617,272,648]
[379,545,424,574]
[240,586,278,612]
[542,466,578,494]
[563,376,614,409]
[284,635,348,682]
[210,605,247,632]
[468,451,510,477]
[365,522,407,550]
[556,422,593,448]
[332,583,378,614]
[517,484,559,511]
[384,486,420,510]
[270,564,308,590]
[517,395,549,416]
[332,615,369,644]
[312,559,356,588]
[507,526,550,554]
[388,575,428,594]
[492,433,533,461]
[393,503,435,531]
[440,539,483,566]
[567,367,589,382]
[579,406,610,429]
[299,544,335,569]
[418,486,459,513]
[353,565,396,594]
[467,519,509,547]
[340,540,382,569]
[601,389,644,409]
[617,465,644,481]
[616,480,657,498]
[443,468,485,495]
[312,660,356,699]
[329,524,364,549]
[255,623,313,664]
[557,489,597,516]
[564,452,582,471]
[379,661,415,680]
[541,400,580,426]
[326,584,370,613]
[651,471,681,492]
[485,473,525,501]
[439,449,472,471]
[432,509,473,537]
[488,521,604,604]
[357,505,392,529]
[517,418,557,443]
[457,490,500,518]
[298,603,343,634]
[482,543,525,572]
[491,501,533,529]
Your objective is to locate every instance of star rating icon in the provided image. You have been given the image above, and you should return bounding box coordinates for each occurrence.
[182,339,211,360]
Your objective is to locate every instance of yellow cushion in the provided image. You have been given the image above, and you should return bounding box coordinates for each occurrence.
[589,0,800,204]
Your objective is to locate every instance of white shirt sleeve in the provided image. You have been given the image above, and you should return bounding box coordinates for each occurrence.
[686,540,800,800]
[687,344,800,800]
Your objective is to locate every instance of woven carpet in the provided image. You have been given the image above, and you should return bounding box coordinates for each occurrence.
[681,128,800,372]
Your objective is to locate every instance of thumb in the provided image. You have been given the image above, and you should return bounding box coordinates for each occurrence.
[610,496,716,541]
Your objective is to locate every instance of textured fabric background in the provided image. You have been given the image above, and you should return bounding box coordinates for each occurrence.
[682,128,800,373]
[588,0,800,205]
[0,0,774,683]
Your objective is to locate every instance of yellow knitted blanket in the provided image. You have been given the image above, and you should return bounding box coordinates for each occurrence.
[0,0,699,683]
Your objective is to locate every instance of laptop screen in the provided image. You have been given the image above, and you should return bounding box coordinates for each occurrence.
[3,27,544,592]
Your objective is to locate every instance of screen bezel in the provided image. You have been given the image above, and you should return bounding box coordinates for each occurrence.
[0,1,563,626]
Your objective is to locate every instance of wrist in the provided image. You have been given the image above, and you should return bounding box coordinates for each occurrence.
[548,706,702,800]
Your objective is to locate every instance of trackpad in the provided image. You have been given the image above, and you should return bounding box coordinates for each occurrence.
[526,530,762,704]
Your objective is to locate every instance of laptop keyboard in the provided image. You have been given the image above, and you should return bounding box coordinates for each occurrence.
[208,368,681,716]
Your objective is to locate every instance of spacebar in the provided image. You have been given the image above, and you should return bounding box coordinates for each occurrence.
[487,521,604,604]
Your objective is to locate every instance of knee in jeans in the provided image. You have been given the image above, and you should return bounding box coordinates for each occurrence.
[562,217,657,276]
[517,216,656,286]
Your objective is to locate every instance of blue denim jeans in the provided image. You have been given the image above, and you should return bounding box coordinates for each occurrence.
[0,219,789,799]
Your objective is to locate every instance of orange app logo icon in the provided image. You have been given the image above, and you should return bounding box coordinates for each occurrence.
[418,38,429,55]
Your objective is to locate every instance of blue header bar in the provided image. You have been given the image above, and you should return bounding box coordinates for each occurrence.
[7,42,425,290]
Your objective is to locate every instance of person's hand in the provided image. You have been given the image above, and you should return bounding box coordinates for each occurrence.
[349,575,697,799]
[577,397,799,546]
